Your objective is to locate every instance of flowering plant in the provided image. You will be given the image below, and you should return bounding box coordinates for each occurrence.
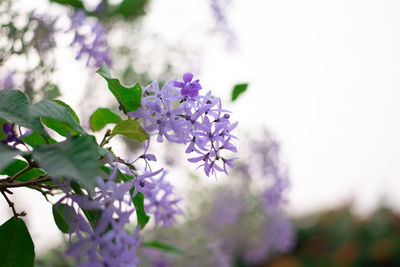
[0,64,237,266]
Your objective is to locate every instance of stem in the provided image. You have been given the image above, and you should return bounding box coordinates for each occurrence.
[0,176,51,189]
[100,129,113,147]
[1,190,20,218]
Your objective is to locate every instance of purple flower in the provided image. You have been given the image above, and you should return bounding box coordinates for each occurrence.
[173,73,202,97]
[131,169,162,197]
[129,75,238,178]
[1,122,31,148]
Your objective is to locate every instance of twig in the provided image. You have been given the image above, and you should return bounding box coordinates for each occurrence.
[0,176,51,189]
[1,190,20,218]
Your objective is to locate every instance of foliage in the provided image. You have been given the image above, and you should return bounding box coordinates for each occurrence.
[268,206,400,267]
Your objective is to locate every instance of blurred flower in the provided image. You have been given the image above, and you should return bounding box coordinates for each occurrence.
[144,171,184,228]
[244,212,295,263]
[209,0,237,49]
[30,12,58,55]
[69,11,111,68]
[142,248,172,267]
[0,71,14,90]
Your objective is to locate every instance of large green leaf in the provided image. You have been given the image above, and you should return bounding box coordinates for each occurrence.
[52,204,75,234]
[112,119,148,143]
[231,83,248,102]
[97,64,142,113]
[90,108,122,132]
[0,90,48,138]
[32,135,99,190]
[30,100,85,136]
[0,217,35,267]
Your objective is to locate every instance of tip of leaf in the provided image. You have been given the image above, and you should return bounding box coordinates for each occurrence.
[96,62,112,78]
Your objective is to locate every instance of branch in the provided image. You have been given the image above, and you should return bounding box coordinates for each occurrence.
[0,190,24,218]
[0,176,51,189]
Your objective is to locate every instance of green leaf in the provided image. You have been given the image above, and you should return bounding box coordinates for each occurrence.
[32,135,99,190]
[99,166,131,183]
[112,119,148,143]
[30,100,85,136]
[0,159,45,182]
[141,241,183,254]
[41,118,79,137]
[90,108,122,132]
[116,0,147,18]
[0,148,19,171]
[0,90,48,138]
[132,192,150,229]
[0,217,35,267]
[0,90,30,127]
[0,159,27,175]
[23,132,57,147]
[97,64,142,113]
[231,83,248,102]
[52,204,75,234]
[53,100,80,123]
[0,118,7,140]
[47,85,61,99]
[49,0,84,8]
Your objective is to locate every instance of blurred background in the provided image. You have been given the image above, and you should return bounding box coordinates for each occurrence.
[1,0,400,266]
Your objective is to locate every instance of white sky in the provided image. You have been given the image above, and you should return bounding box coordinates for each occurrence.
[3,0,400,253]
[141,0,400,216]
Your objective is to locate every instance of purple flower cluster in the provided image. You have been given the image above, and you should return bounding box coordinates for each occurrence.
[55,163,142,266]
[144,171,184,228]
[68,11,111,68]
[122,165,184,228]
[251,137,290,211]
[244,213,294,263]
[129,73,238,178]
